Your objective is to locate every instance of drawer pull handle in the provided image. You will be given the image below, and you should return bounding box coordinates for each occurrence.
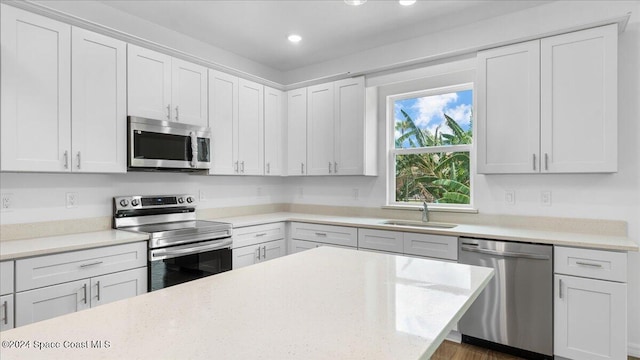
[80,261,104,268]
[255,233,267,237]
[315,232,327,237]
[2,300,7,325]
[575,261,602,268]
[559,279,563,299]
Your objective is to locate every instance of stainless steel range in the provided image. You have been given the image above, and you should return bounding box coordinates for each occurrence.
[113,194,233,291]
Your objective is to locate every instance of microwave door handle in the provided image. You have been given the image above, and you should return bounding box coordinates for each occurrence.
[189,132,198,167]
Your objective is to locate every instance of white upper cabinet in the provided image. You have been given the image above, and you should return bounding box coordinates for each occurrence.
[477,40,540,174]
[128,44,207,126]
[286,88,308,176]
[71,27,127,173]
[541,24,617,173]
[127,44,172,121]
[1,5,71,172]
[171,58,208,127]
[237,79,264,175]
[477,25,618,174]
[264,86,284,176]
[334,77,366,175]
[208,74,264,175]
[307,82,335,175]
[305,76,373,176]
[208,70,238,175]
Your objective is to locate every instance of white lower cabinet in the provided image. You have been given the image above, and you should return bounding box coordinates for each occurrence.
[358,229,403,254]
[290,222,358,248]
[232,223,286,269]
[14,241,147,328]
[356,228,458,261]
[290,240,354,254]
[554,246,627,360]
[233,240,286,269]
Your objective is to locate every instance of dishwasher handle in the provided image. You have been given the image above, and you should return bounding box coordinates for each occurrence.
[460,244,550,260]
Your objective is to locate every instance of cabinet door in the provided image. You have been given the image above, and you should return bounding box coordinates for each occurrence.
[0,294,14,332]
[287,88,308,175]
[237,79,264,175]
[91,268,147,308]
[403,233,458,261]
[208,70,239,175]
[541,25,617,173]
[1,5,71,172]
[171,58,208,127]
[307,83,335,175]
[264,86,283,176]
[127,44,172,121]
[232,245,259,270]
[476,40,540,174]
[71,27,127,173]
[262,239,286,262]
[15,279,90,327]
[554,275,626,360]
[334,77,365,175]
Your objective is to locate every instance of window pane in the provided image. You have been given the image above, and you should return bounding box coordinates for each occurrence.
[395,152,470,204]
[394,90,473,149]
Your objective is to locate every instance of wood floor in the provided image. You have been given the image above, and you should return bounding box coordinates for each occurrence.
[431,340,524,360]
[431,340,640,360]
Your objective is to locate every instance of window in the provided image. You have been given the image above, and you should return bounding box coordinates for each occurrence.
[388,84,473,207]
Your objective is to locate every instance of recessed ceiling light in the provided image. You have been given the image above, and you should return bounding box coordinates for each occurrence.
[399,0,416,5]
[288,34,302,43]
[344,0,367,6]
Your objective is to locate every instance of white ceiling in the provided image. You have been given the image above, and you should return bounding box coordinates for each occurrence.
[99,0,550,72]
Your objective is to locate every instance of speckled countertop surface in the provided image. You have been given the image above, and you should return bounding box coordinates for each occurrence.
[215,212,638,252]
[0,230,149,261]
[0,247,494,360]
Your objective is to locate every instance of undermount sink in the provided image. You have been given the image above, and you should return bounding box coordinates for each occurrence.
[381,220,458,229]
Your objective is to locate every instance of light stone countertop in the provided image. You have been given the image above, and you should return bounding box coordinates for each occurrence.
[0,230,149,261]
[0,247,494,360]
[215,212,639,252]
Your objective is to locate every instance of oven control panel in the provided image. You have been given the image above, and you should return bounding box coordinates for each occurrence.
[114,194,196,210]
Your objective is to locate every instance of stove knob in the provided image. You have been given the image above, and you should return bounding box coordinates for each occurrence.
[186,197,194,203]
[119,199,129,207]
[131,199,140,206]
[178,197,185,204]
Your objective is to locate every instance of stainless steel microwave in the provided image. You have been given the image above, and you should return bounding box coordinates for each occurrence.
[128,116,211,172]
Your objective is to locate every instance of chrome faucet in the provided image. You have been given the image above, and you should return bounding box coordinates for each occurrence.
[420,201,429,222]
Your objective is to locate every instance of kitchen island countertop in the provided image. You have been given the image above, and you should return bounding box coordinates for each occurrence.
[0,247,494,360]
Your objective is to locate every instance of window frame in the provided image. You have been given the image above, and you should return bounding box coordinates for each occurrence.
[387,83,475,209]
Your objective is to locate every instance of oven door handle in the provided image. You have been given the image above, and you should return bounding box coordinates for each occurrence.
[150,239,232,261]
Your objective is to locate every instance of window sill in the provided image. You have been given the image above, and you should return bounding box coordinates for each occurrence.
[381,205,478,214]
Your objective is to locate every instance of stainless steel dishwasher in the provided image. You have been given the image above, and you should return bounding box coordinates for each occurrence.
[458,237,553,360]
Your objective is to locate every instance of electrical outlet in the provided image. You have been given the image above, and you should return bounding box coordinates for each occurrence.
[353,188,359,200]
[66,192,78,208]
[541,191,552,206]
[504,190,515,205]
[1,193,13,211]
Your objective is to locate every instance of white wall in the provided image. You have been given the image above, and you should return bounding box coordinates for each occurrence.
[0,172,284,224]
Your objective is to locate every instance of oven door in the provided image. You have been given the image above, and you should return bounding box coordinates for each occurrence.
[129,116,211,170]
[149,238,232,292]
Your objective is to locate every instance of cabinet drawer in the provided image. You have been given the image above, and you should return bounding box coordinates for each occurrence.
[233,222,285,248]
[290,240,353,254]
[358,229,403,253]
[0,261,14,295]
[16,241,147,291]
[554,246,627,282]
[290,222,357,247]
[403,233,458,260]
